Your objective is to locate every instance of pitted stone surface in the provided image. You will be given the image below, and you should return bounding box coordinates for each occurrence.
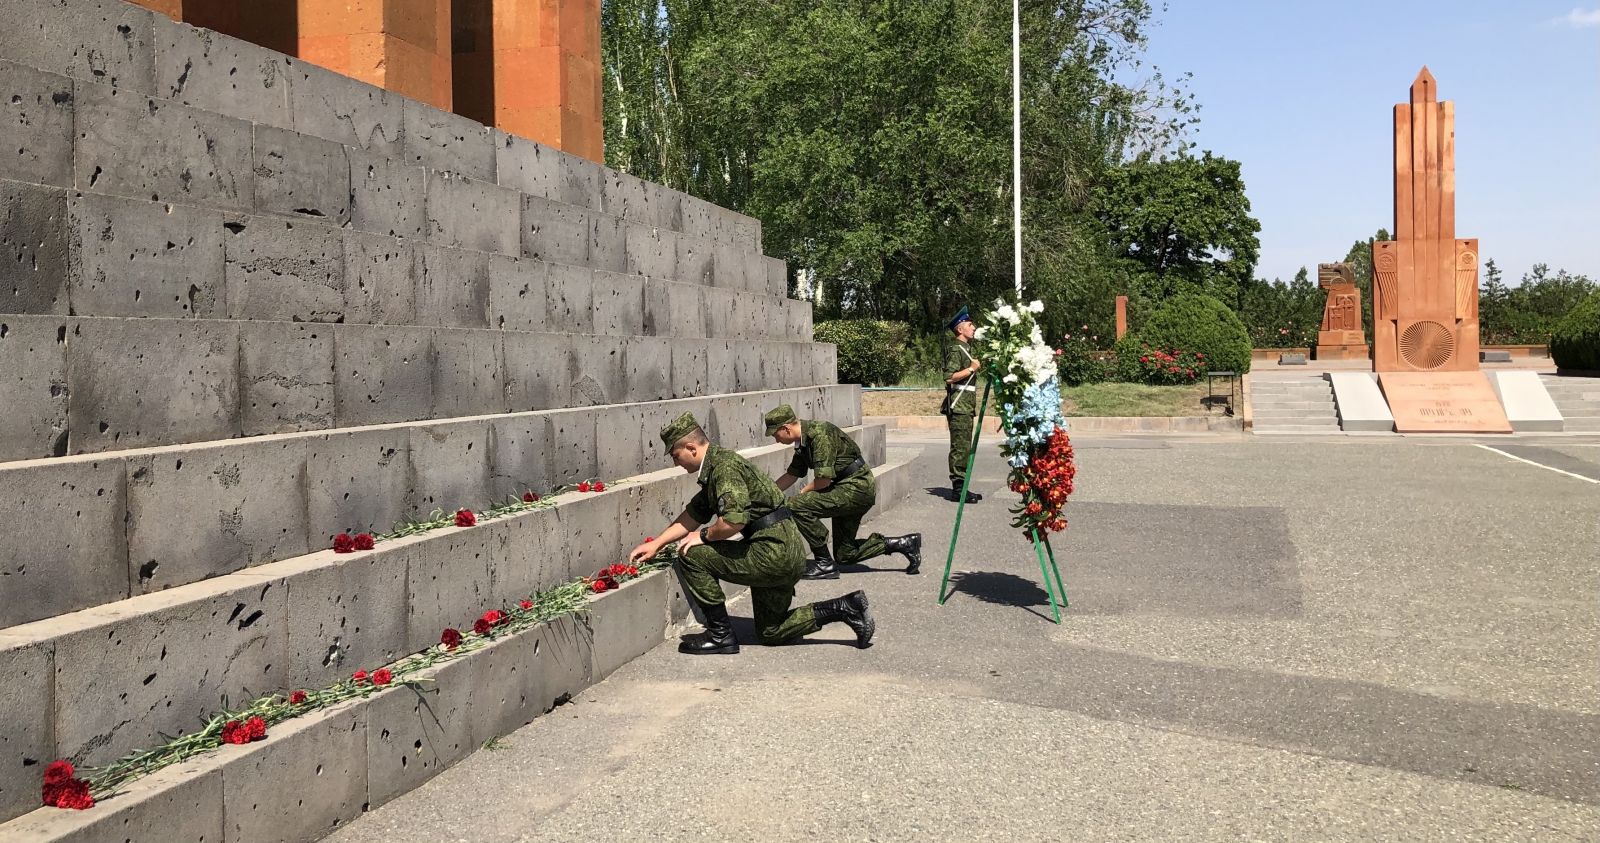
[556,151,602,210]
[0,750,222,842]
[304,427,413,541]
[624,336,673,403]
[624,223,677,279]
[366,653,476,808]
[601,171,652,223]
[0,315,69,461]
[239,321,335,435]
[0,181,69,315]
[502,331,572,411]
[462,633,544,745]
[65,316,239,453]
[545,408,597,486]
[404,529,494,653]
[485,505,566,602]
[408,422,491,515]
[706,339,737,395]
[644,279,706,339]
[569,335,625,407]
[0,0,157,93]
[343,230,417,325]
[588,212,629,273]
[0,635,54,825]
[590,405,647,484]
[402,100,494,181]
[417,244,490,328]
[224,215,345,322]
[765,255,788,298]
[153,18,293,130]
[431,327,504,418]
[486,415,553,502]
[545,263,594,333]
[520,195,591,267]
[669,340,710,399]
[74,83,253,210]
[487,255,548,332]
[560,490,624,575]
[220,701,368,843]
[0,458,126,628]
[675,233,715,285]
[67,191,225,318]
[652,183,684,232]
[252,123,350,225]
[592,270,645,336]
[0,61,75,188]
[425,171,519,255]
[348,146,425,239]
[586,574,670,681]
[493,131,560,200]
[289,61,403,156]
[280,549,409,690]
[332,324,433,427]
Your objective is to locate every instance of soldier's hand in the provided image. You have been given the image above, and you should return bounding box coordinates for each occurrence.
[675,531,703,555]
[627,540,657,565]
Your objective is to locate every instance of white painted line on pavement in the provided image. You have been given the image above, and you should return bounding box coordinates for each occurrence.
[1473,444,1600,484]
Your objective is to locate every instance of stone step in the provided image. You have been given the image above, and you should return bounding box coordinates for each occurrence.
[0,313,839,461]
[1250,399,1336,408]
[0,433,912,830]
[1254,419,1340,428]
[1251,409,1338,419]
[0,385,864,629]
[1252,423,1343,433]
[1250,387,1334,396]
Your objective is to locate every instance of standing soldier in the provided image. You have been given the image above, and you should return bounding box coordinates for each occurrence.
[628,412,876,654]
[943,307,984,503]
[764,404,923,579]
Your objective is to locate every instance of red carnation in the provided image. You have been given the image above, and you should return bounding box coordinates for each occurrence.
[454,509,476,527]
[645,536,655,543]
[523,491,538,502]
[519,599,533,610]
[43,776,93,810]
[482,609,504,627]
[353,533,375,551]
[591,579,608,593]
[289,690,308,705]
[221,720,250,745]
[332,533,355,553]
[43,760,74,787]
[245,716,266,741]
[352,670,368,684]
[626,566,639,577]
[577,481,591,493]
[372,668,392,687]
[593,481,606,492]
[473,618,492,635]
[441,627,462,649]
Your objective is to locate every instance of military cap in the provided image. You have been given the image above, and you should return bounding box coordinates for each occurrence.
[764,404,798,436]
[946,306,972,332]
[659,411,703,454]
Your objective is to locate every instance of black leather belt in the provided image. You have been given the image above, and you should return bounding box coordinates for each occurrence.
[743,506,793,534]
[836,457,867,482]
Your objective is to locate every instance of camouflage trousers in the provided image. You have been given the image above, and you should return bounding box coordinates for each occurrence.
[787,472,887,565]
[947,409,975,487]
[676,521,816,645]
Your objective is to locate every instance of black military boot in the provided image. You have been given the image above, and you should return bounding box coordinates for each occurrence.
[802,545,839,580]
[678,602,739,655]
[811,590,875,648]
[951,482,982,504]
[884,533,923,575]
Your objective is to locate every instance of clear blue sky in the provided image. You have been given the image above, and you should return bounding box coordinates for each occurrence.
[1134,0,1599,284]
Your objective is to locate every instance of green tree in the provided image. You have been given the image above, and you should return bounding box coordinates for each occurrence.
[1340,228,1388,339]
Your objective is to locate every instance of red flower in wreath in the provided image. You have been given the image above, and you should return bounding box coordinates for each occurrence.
[441,627,462,649]
[372,668,393,687]
[591,579,608,593]
[577,481,591,493]
[289,690,308,705]
[332,533,355,553]
[353,533,375,551]
[454,509,476,528]
[519,599,534,610]
[473,618,492,635]
[352,670,369,685]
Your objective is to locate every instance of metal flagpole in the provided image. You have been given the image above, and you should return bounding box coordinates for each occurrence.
[1012,0,1023,298]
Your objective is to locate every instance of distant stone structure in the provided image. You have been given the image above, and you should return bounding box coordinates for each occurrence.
[1315,263,1367,361]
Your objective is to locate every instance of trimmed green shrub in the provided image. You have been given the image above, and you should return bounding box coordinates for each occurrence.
[1056,333,1110,386]
[813,320,911,385]
[1113,292,1252,381]
[1550,291,1600,371]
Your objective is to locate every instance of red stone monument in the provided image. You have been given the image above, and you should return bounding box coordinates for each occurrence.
[1114,295,1128,340]
[1315,263,1367,361]
[1371,68,1509,433]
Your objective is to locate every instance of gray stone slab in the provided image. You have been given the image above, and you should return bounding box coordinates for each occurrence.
[152,17,293,130]
[303,427,413,541]
[1481,350,1514,363]
[0,750,222,840]
[0,0,157,93]
[1279,352,1307,365]
[0,457,126,628]
[404,529,494,653]
[288,60,403,156]
[221,701,367,843]
[617,461,695,537]
[425,171,520,255]
[586,573,669,681]
[1328,372,1394,433]
[674,233,715,286]
[66,316,239,453]
[590,404,646,484]
[239,321,336,435]
[624,336,673,403]
[0,60,75,189]
[333,323,433,427]
[652,183,684,232]
[0,180,69,315]
[486,255,548,332]
[600,170,651,223]
[417,244,491,328]
[624,223,676,279]
[493,130,559,200]
[486,414,553,502]
[66,191,226,318]
[408,421,491,516]
[670,340,710,399]
[278,548,409,689]
[545,408,597,486]
[431,328,504,418]
[520,195,591,267]
[74,82,253,210]
[252,123,351,224]
[588,211,629,273]
[484,506,567,604]
[814,343,837,383]
[224,215,346,321]
[678,195,714,240]
[502,331,572,412]
[786,298,813,341]
[402,100,494,181]
[348,145,426,239]
[0,635,54,824]
[733,342,768,392]
[644,279,705,339]
[463,632,542,744]
[1490,371,1564,432]
[713,241,756,292]
[126,437,309,592]
[701,285,736,339]
[765,256,788,298]
[706,339,737,395]
[569,335,625,406]
[51,577,288,766]
[560,490,623,575]
[343,230,417,325]
[366,654,475,808]
[545,262,594,333]
[0,315,69,461]
[556,150,602,210]
[592,270,645,336]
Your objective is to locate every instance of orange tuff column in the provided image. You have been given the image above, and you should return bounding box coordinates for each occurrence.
[299,0,454,111]
[124,0,184,17]
[458,0,603,162]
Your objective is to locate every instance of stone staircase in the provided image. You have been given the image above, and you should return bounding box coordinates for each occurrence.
[0,2,916,837]
[1540,374,1600,432]
[1249,376,1342,434]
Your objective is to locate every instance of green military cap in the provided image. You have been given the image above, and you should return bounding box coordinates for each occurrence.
[659,411,702,454]
[763,404,798,436]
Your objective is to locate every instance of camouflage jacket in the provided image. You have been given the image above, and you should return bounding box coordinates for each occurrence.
[785,419,864,481]
[688,444,789,529]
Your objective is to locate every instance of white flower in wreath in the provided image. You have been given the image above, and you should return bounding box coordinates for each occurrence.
[1028,300,1045,314]
[996,304,1018,324]
[1029,324,1044,344]
[973,326,987,340]
[1003,373,1019,384]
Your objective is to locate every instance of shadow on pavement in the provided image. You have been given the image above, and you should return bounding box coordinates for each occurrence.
[946,571,1057,623]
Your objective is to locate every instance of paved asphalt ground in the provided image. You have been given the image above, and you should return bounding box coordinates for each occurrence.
[330,430,1600,842]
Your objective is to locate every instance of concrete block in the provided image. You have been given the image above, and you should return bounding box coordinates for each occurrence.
[408,421,491,514]
[625,336,673,403]
[520,195,590,266]
[502,331,573,411]
[333,324,433,427]
[652,183,684,232]
[366,653,475,808]
[569,335,625,406]
[545,407,597,486]
[0,458,126,628]
[239,321,335,436]
[1328,372,1395,432]
[417,244,491,328]
[618,464,694,539]
[486,414,553,501]
[485,505,567,603]
[1481,350,1513,363]
[0,636,54,824]
[0,181,69,315]
[1279,352,1307,365]
[67,191,225,318]
[675,233,715,286]
[706,339,737,395]
[733,343,767,393]
[430,328,504,418]
[1490,371,1565,432]
[493,130,560,199]
[463,632,542,744]
[153,18,293,129]
[288,61,402,156]
[348,145,426,239]
[701,286,736,339]
[303,426,412,541]
[343,230,417,325]
[589,211,629,273]
[0,750,222,841]
[586,572,669,680]
[252,123,350,224]
[815,343,837,383]
[0,61,75,188]
[713,241,754,291]
[556,150,602,210]
[221,701,367,843]
[764,256,788,298]
[224,215,345,321]
[0,315,69,461]
[404,528,494,653]
[624,222,676,279]
[0,0,157,93]
[277,548,409,689]
[402,100,494,180]
[854,423,887,466]
[560,489,623,575]
[73,82,253,209]
[487,255,548,332]
[592,270,645,336]
[51,577,288,766]
[708,393,762,451]
[509,614,591,713]
[546,262,595,333]
[678,195,714,240]
[126,437,309,592]
[670,340,710,399]
[786,299,813,341]
[646,279,705,339]
[66,317,239,453]
[590,404,647,484]
[425,171,520,255]
[601,170,651,223]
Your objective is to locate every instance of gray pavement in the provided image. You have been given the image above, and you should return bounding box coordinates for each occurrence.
[328,430,1600,842]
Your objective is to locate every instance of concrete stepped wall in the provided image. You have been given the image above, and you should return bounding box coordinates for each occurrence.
[1248,377,1341,433]
[1540,375,1600,432]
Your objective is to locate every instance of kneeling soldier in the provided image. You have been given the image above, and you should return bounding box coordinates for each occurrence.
[765,405,922,579]
[628,412,875,654]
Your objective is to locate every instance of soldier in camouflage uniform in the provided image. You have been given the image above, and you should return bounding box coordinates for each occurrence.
[943,307,984,504]
[629,412,876,655]
[764,404,923,579]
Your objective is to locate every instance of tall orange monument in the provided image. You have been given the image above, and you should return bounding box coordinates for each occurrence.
[1371,68,1510,433]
